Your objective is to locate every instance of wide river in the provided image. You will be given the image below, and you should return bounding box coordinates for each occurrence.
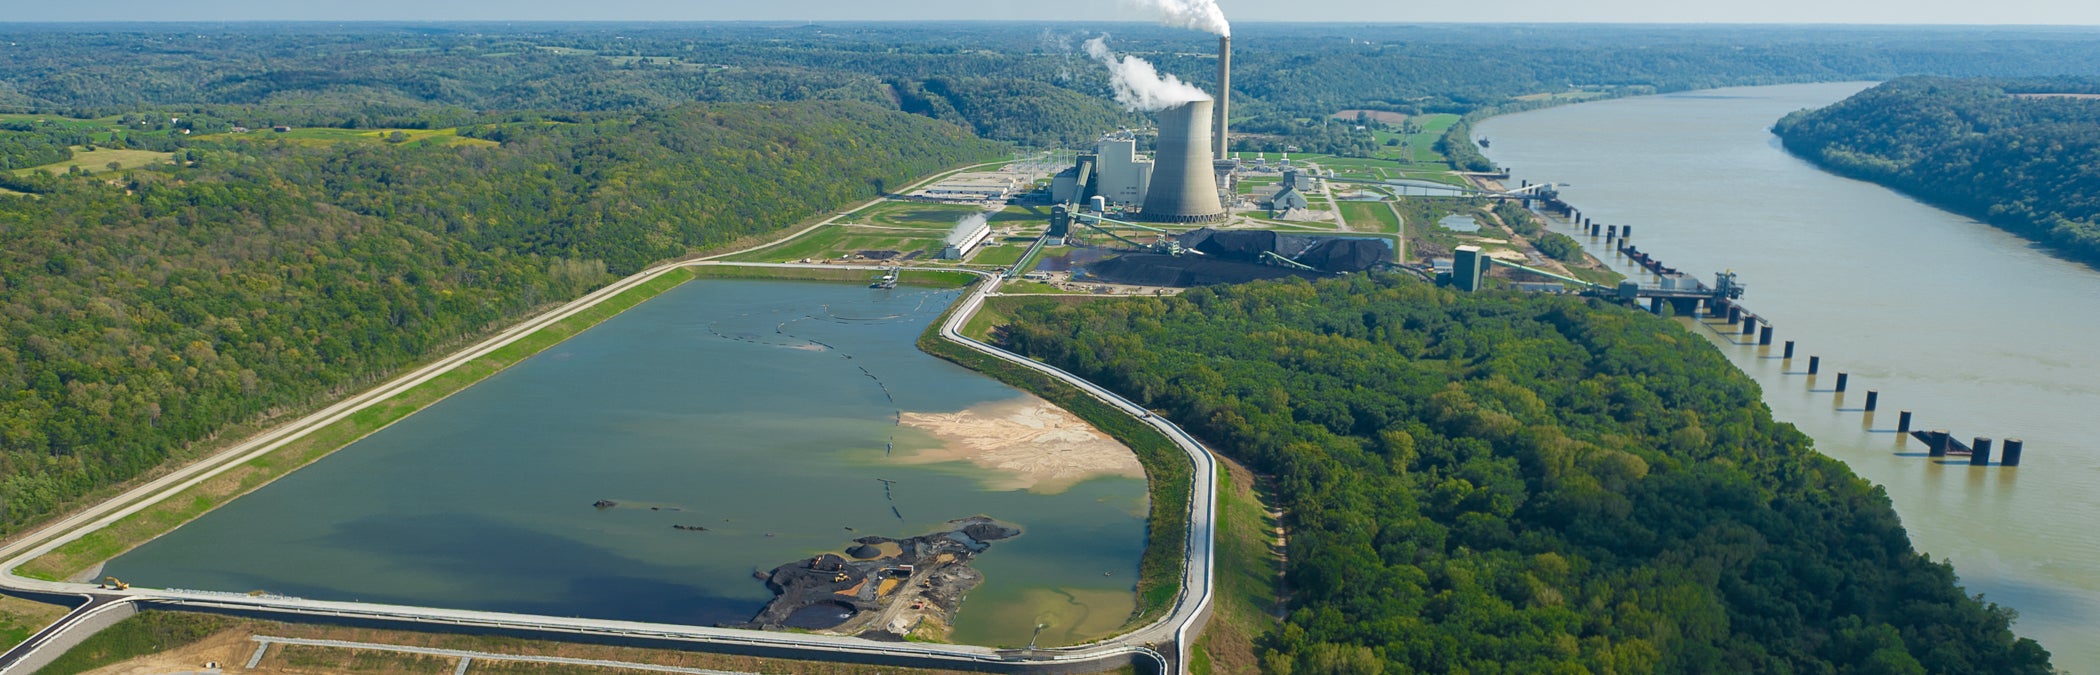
[107,279,1148,648]
[1478,82,2100,672]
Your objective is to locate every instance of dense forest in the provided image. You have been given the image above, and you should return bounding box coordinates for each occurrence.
[7,24,2100,153]
[0,102,1001,532]
[1773,77,2100,266]
[998,275,2052,674]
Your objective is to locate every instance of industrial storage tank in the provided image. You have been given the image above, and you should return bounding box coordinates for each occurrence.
[1140,100,1227,224]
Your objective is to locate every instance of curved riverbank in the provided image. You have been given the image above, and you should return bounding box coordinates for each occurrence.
[1476,82,2100,672]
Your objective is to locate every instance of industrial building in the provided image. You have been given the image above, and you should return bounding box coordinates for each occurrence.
[915,173,1022,203]
[1093,133,1153,206]
[941,216,993,260]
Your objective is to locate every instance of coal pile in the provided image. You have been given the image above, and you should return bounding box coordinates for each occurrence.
[1178,228,1387,273]
[1086,254,1312,287]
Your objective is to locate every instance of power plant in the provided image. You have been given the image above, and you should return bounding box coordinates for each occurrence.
[1139,99,1228,223]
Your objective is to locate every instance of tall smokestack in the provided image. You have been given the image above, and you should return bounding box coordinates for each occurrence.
[1142,99,1227,224]
[1216,36,1231,162]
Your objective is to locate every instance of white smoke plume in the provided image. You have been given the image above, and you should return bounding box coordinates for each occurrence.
[1084,37,1211,112]
[956,211,993,232]
[1120,0,1231,37]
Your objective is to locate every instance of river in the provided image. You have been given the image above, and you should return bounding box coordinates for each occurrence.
[1477,82,2100,672]
[105,278,1147,648]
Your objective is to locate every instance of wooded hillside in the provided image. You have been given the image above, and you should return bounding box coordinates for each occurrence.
[999,275,2052,674]
[1774,77,2100,267]
[0,102,1003,532]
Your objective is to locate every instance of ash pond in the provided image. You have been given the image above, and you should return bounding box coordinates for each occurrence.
[105,279,1149,648]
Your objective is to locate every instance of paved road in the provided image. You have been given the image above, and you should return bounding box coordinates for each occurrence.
[0,259,1217,675]
[0,593,124,672]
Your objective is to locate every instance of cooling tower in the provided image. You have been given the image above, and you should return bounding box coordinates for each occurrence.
[1141,99,1227,224]
[1217,36,1231,162]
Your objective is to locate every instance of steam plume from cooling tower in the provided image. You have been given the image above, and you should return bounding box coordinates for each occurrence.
[1084,37,1211,113]
[1120,0,1232,36]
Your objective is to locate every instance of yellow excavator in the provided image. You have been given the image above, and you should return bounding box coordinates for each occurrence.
[101,576,129,590]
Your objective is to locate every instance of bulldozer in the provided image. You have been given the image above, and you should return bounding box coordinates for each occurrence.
[101,576,129,590]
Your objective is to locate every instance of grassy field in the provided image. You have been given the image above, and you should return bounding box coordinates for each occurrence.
[0,594,71,648]
[967,243,1030,267]
[1191,459,1283,675]
[0,113,116,131]
[15,147,175,176]
[200,127,498,147]
[1338,200,1402,235]
[37,610,1021,675]
[688,264,974,288]
[1369,112,1461,164]
[17,269,701,582]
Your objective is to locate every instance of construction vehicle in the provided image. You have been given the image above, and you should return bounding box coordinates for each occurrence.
[102,576,129,590]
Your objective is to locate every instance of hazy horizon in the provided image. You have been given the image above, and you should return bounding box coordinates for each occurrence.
[4,0,2098,26]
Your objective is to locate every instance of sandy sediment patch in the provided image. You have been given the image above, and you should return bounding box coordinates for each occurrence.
[898,396,1143,493]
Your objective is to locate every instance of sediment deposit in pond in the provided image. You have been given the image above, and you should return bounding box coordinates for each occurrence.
[899,397,1145,494]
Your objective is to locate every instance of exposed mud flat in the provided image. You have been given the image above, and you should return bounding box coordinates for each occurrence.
[898,396,1144,494]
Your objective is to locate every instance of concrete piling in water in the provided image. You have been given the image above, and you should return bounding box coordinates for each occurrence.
[1971,437,1993,466]
[1622,225,1633,238]
[1606,225,1617,242]
[1742,318,1757,336]
[2002,438,2023,467]
[1783,340,1796,359]
[1835,372,1848,392]
[1808,355,1820,374]
[1864,391,1878,411]
[1759,325,1774,345]
[1727,306,1742,324]
[1897,410,1912,433]
[1929,429,1949,457]
[1649,297,1664,313]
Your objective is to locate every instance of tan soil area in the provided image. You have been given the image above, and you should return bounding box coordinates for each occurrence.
[81,629,253,675]
[898,396,1144,493]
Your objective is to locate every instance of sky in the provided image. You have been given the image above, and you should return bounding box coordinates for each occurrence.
[7,0,2100,25]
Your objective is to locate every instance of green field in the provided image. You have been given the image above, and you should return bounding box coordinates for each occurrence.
[967,243,1030,267]
[15,147,175,176]
[0,113,117,131]
[201,127,498,147]
[1366,112,1460,164]
[1191,460,1283,675]
[1338,200,1402,235]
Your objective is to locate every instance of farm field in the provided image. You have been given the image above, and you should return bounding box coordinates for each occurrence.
[198,127,499,147]
[15,148,175,176]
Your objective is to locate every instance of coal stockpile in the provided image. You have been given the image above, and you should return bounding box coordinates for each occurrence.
[1086,254,1314,286]
[1296,238,1388,271]
[1178,228,1388,273]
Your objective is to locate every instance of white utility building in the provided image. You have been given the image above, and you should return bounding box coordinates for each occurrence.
[1094,132,1153,207]
[941,216,994,260]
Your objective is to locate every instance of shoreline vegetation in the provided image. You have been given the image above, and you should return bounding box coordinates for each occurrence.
[1772,76,2100,268]
[994,273,2053,673]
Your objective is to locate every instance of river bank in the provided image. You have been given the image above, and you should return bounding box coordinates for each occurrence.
[1476,82,2100,672]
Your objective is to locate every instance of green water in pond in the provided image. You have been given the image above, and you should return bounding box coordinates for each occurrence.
[106,279,1147,648]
